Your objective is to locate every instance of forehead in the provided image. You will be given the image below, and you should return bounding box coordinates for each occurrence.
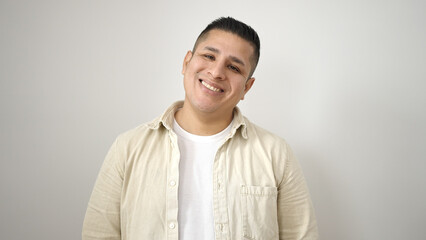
[195,30,254,64]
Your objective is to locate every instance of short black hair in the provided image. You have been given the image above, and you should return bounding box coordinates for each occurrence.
[192,17,260,78]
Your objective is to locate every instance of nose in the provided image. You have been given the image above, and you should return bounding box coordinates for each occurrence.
[208,61,225,80]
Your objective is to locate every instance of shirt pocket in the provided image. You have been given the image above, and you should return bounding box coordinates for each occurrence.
[240,185,279,240]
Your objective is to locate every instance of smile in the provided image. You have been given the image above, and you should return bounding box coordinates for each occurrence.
[200,80,223,92]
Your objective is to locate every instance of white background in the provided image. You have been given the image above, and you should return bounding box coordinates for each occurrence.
[1,0,425,239]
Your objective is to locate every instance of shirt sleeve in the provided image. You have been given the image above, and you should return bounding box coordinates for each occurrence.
[277,144,319,240]
[82,138,124,240]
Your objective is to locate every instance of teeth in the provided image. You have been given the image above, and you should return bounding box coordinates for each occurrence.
[201,80,222,92]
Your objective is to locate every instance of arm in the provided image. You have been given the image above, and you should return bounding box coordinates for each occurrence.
[277,144,319,240]
[82,139,124,240]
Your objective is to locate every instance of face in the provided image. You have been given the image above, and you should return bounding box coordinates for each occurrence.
[181,29,255,118]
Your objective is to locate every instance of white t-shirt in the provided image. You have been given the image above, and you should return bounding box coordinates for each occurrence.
[173,119,232,240]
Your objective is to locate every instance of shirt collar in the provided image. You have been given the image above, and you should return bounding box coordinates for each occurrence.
[147,101,248,139]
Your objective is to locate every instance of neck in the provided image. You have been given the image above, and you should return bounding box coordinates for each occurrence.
[174,103,233,136]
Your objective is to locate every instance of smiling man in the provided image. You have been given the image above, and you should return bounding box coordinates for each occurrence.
[83,17,318,240]
[176,29,255,136]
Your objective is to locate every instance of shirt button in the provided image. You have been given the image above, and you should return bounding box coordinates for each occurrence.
[169,180,176,187]
[218,182,223,192]
[218,223,224,232]
[169,223,176,229]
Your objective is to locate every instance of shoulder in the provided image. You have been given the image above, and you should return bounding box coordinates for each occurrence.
[114,117,168,150]
[237,117,295,186]
[239,117,294,172]
[244,117,289,150]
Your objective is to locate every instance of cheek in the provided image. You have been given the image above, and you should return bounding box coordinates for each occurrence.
[232,82,248,96]
[184,63,199,79]
[189,58,205,68]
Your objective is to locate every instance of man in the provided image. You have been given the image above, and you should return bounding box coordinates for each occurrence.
[83,17,318,240]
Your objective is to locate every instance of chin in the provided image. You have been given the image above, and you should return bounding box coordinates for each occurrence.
[192,100,220,113]
[196,105,218,113]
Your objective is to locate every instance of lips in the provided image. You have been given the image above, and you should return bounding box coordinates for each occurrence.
[199,79,224,92]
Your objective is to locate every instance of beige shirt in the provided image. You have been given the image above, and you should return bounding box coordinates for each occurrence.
[82,101,319,240]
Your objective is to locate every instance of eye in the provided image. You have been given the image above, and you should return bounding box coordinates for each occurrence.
[203,54,215,60]
[228,65,241,73]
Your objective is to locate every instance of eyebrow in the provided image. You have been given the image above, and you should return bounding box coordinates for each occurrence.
[204,46,245,67]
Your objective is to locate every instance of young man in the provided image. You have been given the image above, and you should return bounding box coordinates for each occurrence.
[83,17,318,240]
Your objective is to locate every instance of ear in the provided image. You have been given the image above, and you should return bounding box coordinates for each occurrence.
[182,51,193,75]
[241,77,255,100]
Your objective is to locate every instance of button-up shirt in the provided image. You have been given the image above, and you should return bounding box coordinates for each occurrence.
[82,101,319,240]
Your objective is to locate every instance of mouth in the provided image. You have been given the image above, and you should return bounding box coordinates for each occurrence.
[199,79,224,92]
[198,79,223,92]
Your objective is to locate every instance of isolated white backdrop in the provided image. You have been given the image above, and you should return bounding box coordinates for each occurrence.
[1,0,425,239]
